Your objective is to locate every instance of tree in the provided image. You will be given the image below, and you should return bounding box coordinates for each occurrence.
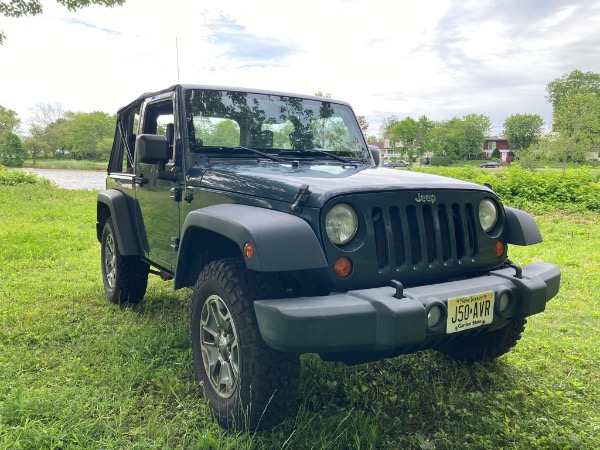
[434,115,491,160]
[29,102,64,130]
[389,115,436,164]
[503,113,544,154]
[62,111,115,159]
[378,115,399,140]
[365,134,378,144]
[22,136,50,163]
[390,117,418,160]
[433,118,462,158]
[40,117,71,157]
[1,0,126,43]
[546,70,600,110]
[0,105,20,135]
[1,130,25,166]
[461,114,491,159]
[211,120,240,147]
[356,115,369,133]
[540,91,600,171]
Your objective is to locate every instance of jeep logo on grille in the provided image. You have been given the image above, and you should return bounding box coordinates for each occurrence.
[415,193,436,203]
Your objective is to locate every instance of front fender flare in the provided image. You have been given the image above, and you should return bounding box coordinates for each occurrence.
[175,204,328,287]
[504,206,542,246]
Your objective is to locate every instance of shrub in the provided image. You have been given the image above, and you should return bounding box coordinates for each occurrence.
[410,165,600,212]
[0,166,54,186]
[0,131,26,167]
[431,156,453,166]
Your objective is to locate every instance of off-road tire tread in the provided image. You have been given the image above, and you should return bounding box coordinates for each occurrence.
[436,318,527,362]
[101,217,149,304]
[191,257,300,430]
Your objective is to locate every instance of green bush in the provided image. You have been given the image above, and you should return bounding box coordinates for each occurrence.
[0,166,54,186]
[0,130,26,167]
[430,156,452,166]
[411,165,600,212]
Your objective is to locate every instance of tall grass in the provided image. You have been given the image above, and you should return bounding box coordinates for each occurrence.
[21,159,106,170]
[0,175,598,448]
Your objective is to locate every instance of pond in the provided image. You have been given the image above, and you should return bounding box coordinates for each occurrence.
[20,168,107,190]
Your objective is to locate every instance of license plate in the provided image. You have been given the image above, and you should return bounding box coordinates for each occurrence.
[446,291,495,334]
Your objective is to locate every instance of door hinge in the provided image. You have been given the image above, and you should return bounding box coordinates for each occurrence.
[171,237,180,250]
[170,187,182,202]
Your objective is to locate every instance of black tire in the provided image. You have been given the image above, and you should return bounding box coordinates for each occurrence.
[190,258,300,430]
[101,217,149,304]
[435,319,527,362]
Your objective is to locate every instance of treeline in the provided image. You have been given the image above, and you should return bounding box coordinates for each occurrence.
[370,70,600,169]
[2,70,599,168]
[0,103,115,167]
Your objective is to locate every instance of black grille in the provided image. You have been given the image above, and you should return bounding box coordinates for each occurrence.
[372,201,479,270]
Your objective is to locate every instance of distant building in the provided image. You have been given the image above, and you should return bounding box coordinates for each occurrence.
[482,137,511,157]
[482,136,515,163]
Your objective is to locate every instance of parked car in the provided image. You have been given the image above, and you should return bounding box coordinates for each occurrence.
[480,161,501,168]
[385,160,409,168]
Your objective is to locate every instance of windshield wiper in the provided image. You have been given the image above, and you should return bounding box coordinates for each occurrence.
[216,146,280,162]
[278,149,358,164]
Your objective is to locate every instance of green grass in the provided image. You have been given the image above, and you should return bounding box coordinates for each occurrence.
[1,183,599,449]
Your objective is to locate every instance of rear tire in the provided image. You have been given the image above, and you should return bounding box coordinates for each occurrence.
[101,217,149,304]
[436,318,527,362]
[190,258,300,430]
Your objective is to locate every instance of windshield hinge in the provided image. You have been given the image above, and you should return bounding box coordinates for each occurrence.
[290,184,311,212]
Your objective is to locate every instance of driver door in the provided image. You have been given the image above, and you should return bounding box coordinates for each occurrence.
[134,96,181,272]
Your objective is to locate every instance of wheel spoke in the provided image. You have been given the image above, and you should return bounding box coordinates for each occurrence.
[216,302,232,328]
[201,343,221,377]
[209,301,223,329]
[218,361,236,395]
[229,340,239,375]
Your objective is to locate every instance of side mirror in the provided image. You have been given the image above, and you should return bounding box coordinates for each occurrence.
[137,134,169,164]
[368,145,381,166]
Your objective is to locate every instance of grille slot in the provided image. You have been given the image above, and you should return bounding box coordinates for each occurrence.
[372,199,475,271]
[372,208,388,269]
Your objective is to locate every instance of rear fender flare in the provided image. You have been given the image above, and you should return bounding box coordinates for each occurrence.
[97,189,140,255]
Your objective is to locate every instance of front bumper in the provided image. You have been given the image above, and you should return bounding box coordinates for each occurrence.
[253,261,560,354]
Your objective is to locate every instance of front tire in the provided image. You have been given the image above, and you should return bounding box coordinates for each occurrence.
[101,217,149,304]
[435,319,527,362]
[190,258,300,430]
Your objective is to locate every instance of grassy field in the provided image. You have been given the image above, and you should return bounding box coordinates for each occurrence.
[1,183,599,449]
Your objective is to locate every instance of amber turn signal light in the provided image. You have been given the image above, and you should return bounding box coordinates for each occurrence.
[494,241,505,258]
[243,242,255,258]
[334,257,352,278]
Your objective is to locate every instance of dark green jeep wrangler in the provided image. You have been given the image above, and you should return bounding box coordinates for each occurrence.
[97,85,561,429]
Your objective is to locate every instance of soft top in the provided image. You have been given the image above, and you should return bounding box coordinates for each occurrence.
[117,84,352,114]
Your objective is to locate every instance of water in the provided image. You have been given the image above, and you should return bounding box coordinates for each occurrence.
[20,168,107,190]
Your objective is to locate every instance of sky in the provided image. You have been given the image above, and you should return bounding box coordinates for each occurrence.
[1,0,600,137]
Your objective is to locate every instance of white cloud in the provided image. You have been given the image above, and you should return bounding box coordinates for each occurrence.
[1,0,600,135]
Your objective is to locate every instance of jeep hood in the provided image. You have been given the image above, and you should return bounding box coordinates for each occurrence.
[190,163,491,207]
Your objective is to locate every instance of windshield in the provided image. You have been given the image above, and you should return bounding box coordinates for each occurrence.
[184,89,367,159]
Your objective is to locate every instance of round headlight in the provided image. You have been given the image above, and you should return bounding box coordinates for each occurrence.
[479,199,498,233]
[326,203,358,245]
